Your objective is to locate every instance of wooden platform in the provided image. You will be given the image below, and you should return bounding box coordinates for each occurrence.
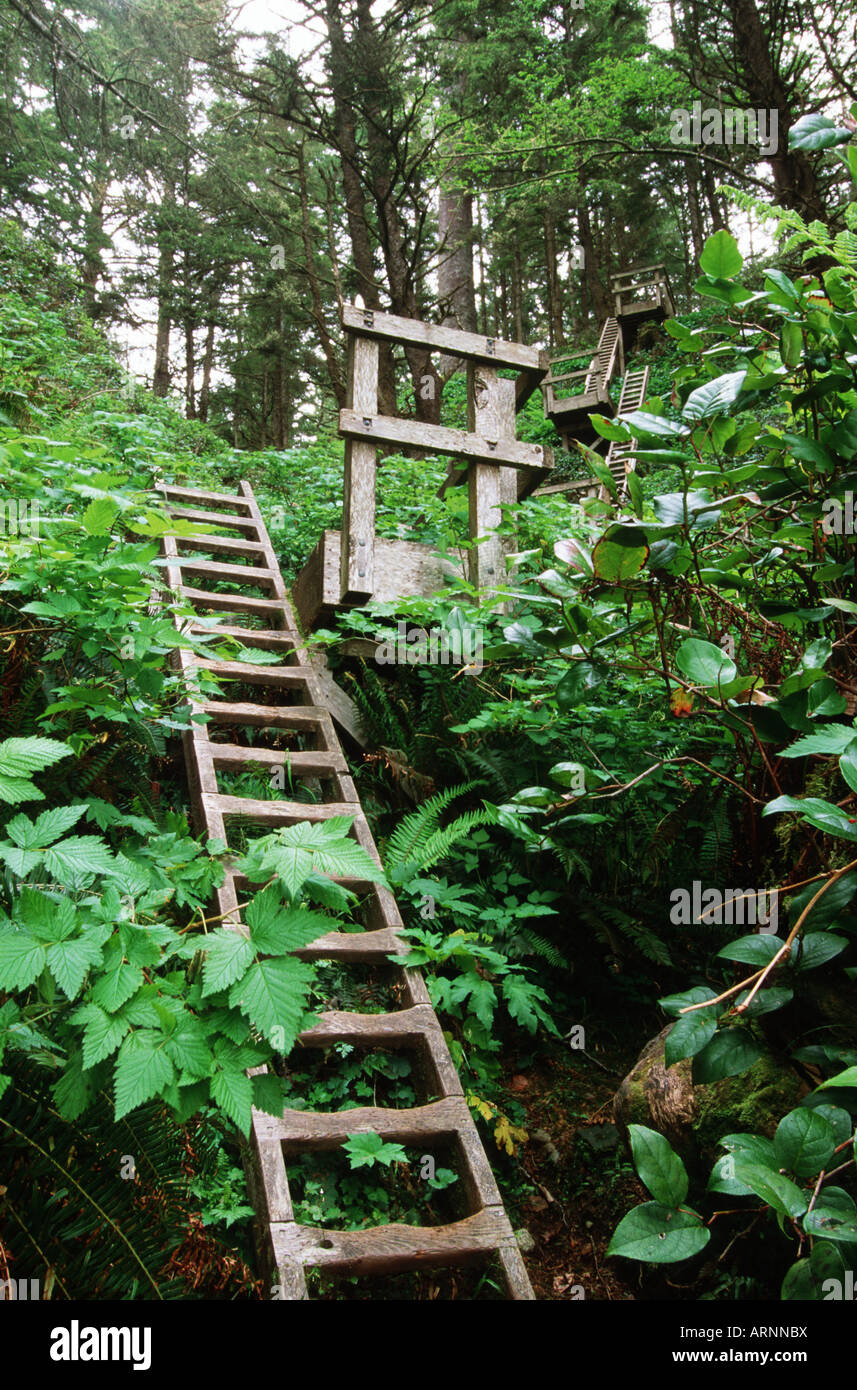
[293,529,464,632]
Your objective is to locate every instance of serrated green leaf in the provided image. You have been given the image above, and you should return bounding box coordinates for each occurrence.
[201,930,254,997]
[229,955,316,1049]
[114,1030,175,1120]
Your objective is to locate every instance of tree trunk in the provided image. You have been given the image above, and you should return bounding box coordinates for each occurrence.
[726,0,827,220]
[153,181,175,398]
[198,319,215,422]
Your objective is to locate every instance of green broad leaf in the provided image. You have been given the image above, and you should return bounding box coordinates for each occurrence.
[556,661,604,709]
[659,986,720,1017]
[53,1051,95,1121]
[113,1030,175,1121]
[652,491,718,528]
[733,1160,808,1219]
[811,1105,854,1146]
[780,1259,819,1300]
[575,441,618,499]
[627,469,644,519]
[165,1019,211,1079]
[210,1063,253,1133]
[780,725,857,757]
[245,889,328,954]
[17,887,76,941]
[789,112,854,152]
[200,929,255,997]
[553,536,593,574]
[44,836,114,881]
[675,638,736,688]
[692,1028,761,1084]
[79,1005,130,1067]
[46,935,103,999]
[228,954,315,1049]
[0,736,71,778]
[716,934,784,965]
[82,497,120,536]
[628,1124,688,1206]
[607,1201,710,1263]
[819,1065,857,1090]
[775,1108,836,1177]
[0,933,46,989]
[763,794,857,841]
[803,1208,857,1242]
[682,371,747,423]
[780,321,803,368]
[794,934,848,971]
[621,411,689,441]
[664,1010,717,1067]
[252,1071,287,1118]
[591,528,649,582]
[29,804,87,846]
[343,1130,408,1169]
[90,960,144,1012]
[839,739,857,793]
[699,229,743,279]
[781,433,834,472]
[589,413,630,442]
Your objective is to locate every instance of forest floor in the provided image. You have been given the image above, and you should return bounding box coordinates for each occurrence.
[500,1032,644,1301]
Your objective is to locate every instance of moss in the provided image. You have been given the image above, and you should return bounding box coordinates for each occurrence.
[694,1050,806,1158]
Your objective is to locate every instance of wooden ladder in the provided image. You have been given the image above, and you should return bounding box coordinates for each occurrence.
[605,365,650,490]
[158,480,535,1301]
[584,316,621,396]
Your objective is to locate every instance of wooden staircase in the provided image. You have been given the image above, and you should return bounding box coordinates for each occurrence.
[157,480,535,1301]
[541,317,621,452]
[605,365,650,491]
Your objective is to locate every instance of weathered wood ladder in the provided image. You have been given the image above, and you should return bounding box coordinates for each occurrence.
[158,479,535,1300]
[605,365,651,489]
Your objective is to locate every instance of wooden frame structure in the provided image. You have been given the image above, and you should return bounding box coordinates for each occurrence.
[295,307,552,629]
[158,480,535,1300]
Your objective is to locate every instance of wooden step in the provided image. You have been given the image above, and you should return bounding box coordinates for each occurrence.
[169,558,278,589]
[180,587,288,619]
[160,484,253,511]
[208,745,347,775]
[189,623,302,651]
[270,1209,519,1276]
[263,1097,470,1147]
[287,926,406,962]
[203,792,361,822]
[164,504,261,532]
[175,534,268,559]
[199,701,331,728]
[201,659,314,686]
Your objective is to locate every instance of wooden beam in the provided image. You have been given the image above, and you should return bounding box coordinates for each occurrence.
[340,408,551,473]
[340,336,378,604]
[341,302,547,374]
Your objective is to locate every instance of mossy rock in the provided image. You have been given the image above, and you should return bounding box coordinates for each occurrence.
[613,1026,808,1172]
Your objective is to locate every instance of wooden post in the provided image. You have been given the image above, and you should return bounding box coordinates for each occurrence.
[496,378,518,594]
[466,364,516,599]
[341,335,378,604]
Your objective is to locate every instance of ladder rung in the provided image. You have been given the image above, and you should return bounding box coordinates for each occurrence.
[261,1097,471,1147]
[270,1208,519,1275]
[164,504,260,532]
[201,659,311,684]
[203,792,361,821]
[208,745,348,774]
[289,926,406,961]
[198,701,331,727]
[189,623,301,648]
[175,534,268,558]
[160,484,253,511]
[180,587,287,617]
[171,558,277,586]
[298,1005,443,1047]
